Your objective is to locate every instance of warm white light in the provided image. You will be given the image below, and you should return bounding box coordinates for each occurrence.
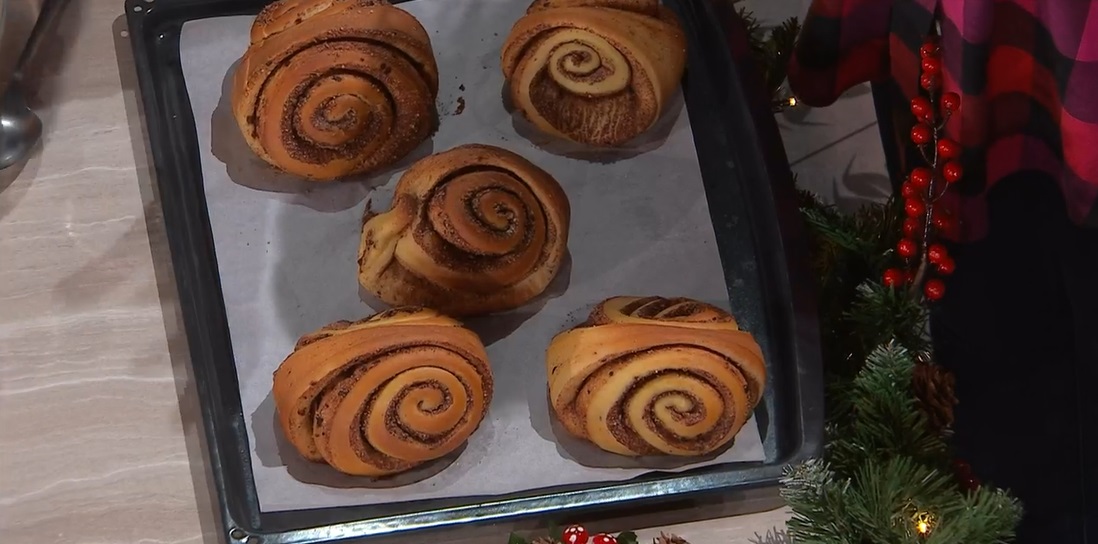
[913,511,935,537]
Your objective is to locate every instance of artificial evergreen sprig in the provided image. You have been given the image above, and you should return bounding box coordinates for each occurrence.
[734,0,802,111]
[825,343,947,474]
[843,283,930,358]
[782,345,1022,543]
[798,192,916,377]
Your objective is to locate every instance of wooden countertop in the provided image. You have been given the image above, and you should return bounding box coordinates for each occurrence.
[0,1,790,542]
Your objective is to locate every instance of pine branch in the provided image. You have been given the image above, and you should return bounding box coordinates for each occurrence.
[844,282,930,356]
[780,460,856,543]
[798,194,912,377]
[736,6,768,58]
[925,488,1023,544]
[843,456,957,539]
[827,343,949,474]
[762,17,802,96]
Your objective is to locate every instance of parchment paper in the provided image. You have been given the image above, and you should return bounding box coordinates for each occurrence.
[178,0,766,512]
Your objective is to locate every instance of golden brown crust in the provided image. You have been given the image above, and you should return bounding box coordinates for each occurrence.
[232,0,439,181]
[357,144,571,316]
[546,296,767,457]
[249,0,392,43]
[500,0,687,147]
[271,307,493,477]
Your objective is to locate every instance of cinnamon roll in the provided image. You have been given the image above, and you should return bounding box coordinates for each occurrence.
[231,0,439,181]
[500,0,687,147]
[546,296,766,457]
[358,144,571,317]
[271,307,493,477]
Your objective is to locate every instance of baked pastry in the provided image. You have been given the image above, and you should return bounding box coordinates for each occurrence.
[231,0,439,181]
[358,144,571,316]
[500,0,688,147]
[546,296,766,457]
[271,307,493,477]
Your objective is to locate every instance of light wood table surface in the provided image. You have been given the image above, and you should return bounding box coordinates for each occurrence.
[0,1,791,542]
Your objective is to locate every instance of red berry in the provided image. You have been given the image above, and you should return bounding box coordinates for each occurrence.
[563,526,590,544]
[883,268,905,288]
[903,217,922,237]
[905,198,926,218]
[910,96,932,120]
[920,73,939,91]
[932,212,955,233]
[936,138,960,160]
[927,243,948,264]
[920,42,940,58]
[924,278,946,300]
[943,161,964,183]
[910,167,933,188]
[942,92,961,111]
[591,535,617,544]
[897,238,918,258]
[901,181,918,199]
[910,123,933,145]
[937,257,956,275]
[921,57,941,75]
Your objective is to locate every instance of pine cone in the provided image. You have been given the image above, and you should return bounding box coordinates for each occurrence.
[912,359,957,431]
[654,533,689,544]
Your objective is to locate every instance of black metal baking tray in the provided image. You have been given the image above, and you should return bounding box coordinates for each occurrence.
[123,0,823,542]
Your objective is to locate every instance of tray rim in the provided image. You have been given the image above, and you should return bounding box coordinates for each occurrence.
[121,0,824,542]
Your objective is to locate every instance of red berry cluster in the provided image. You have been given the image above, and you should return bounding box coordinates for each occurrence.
[563,525,617,544]
[884,36,962,302]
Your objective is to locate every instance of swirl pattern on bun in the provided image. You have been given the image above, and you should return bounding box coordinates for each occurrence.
[358,144,571,317]
[501,0,687,146]
[546,296,766,457]
[272,307,493,477]
[232,0,438,181]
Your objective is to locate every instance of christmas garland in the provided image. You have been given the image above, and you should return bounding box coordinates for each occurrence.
[508,11,1024,544]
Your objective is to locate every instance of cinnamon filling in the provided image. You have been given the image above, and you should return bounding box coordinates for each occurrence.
[409,165,547,274]
[553,46,615,84]
[249,32,434,163]
[300,343,480,472]
[623,296,676,317]
[527,69,644,143]
[603,368,737,455]
[381,379,466,444]
[284,68,391,162]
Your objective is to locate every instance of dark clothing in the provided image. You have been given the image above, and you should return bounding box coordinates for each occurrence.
[930,173,1098,542]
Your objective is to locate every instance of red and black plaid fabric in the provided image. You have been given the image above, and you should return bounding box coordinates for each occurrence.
[788,0,1098,242]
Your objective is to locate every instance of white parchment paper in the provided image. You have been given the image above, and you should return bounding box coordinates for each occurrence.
[178,0,766,512]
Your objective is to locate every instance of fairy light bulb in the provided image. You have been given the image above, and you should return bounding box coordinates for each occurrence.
[913,511,935,537]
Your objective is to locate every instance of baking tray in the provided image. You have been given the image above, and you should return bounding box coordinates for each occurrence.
[123,0,824,542]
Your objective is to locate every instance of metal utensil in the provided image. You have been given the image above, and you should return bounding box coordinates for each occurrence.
[0,0,68,170]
